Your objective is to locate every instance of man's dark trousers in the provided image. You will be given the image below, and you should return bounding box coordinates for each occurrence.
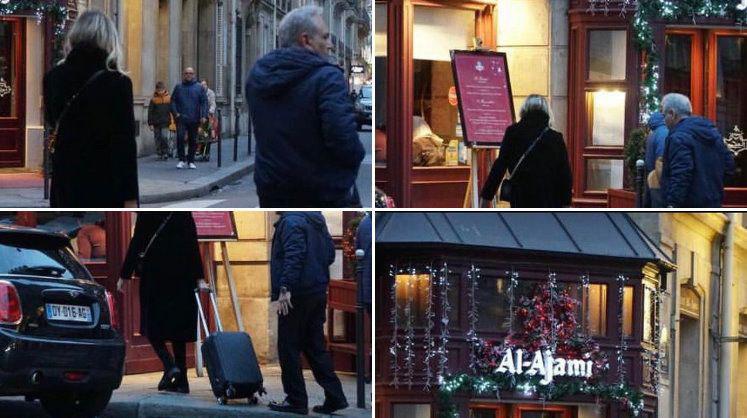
[177,121,199,163]
[278,293,347,408]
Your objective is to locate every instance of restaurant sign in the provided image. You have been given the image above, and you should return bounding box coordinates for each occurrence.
[496,348,594,386]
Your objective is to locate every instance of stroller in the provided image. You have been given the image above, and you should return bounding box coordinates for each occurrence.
[195,114,220,161]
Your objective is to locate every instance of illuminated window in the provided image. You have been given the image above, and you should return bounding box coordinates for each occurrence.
[643,285,657,342]
[589,91,626,146]
[582,284,608,336]
[622,286,634,337]
[395,273,432,327]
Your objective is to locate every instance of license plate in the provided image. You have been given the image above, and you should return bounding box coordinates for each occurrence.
[45,304,92,323]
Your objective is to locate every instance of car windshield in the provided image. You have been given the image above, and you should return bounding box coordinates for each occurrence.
[360,86,372,99]
[0,243,90,280]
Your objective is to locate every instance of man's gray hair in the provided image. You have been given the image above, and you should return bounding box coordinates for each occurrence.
[278,5,325,48]
[661,93,692,117]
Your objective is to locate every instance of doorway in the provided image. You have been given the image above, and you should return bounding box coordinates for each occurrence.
[0,18,25,168]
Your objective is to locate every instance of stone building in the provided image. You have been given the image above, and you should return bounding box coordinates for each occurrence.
[630,213,747,418]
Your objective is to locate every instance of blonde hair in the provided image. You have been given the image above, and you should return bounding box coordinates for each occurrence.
[63,10,125,74]
[520,94,553,125]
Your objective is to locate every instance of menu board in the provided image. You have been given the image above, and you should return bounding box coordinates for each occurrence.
[192,212,238,241]
[450,50,515,147]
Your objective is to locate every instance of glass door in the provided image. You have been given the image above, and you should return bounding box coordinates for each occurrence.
[0,18,24,167]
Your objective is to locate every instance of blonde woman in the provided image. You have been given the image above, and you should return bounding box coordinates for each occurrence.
[44,10,139,208]
[480,94,572,208]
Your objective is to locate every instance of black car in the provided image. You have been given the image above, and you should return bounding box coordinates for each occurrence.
[0,226,125,418]
[354,85,372,130]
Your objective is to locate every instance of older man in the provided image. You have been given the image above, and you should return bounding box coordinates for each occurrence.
[659,93,735,208]
[171,67,207,169]
[246,6,364,208]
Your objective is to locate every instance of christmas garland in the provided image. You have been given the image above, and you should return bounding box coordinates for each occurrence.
[437,280,646,417]
[0,0,69,44]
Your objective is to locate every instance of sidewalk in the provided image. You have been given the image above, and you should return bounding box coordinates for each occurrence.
[0,137,254,208]
[102,364,371,418]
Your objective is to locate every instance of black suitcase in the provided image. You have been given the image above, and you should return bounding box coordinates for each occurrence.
[195,289,265,405]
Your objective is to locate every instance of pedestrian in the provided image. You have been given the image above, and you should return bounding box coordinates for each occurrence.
[118,212,208,394]
[199,79,218,156]
[171,67,208,169]
[355,213,371,315]
[246,6,365,208]
[43,10,138,208]
[659,93,736,207]
[148,81,173,160]
[479,94,572,208]
[643,112,668,207]
[269,212,348,415]
[201,79,217,118]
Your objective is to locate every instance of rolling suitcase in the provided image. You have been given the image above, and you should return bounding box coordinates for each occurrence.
[195,288,265,405]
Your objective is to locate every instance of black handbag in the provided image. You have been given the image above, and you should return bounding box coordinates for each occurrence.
[499,127,549,202]
[134,213,173,276]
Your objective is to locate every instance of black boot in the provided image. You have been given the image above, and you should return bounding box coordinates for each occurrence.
[268,400,308,415]
[158,366,182,391]
[167,372,189,394]
[312,398,349,414]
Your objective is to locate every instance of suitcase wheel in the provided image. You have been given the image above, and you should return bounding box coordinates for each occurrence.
[248,396,259,405]
[226,385,236,398]
[217,396,228,405]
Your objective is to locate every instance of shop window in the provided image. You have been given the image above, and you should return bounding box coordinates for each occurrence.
[664,34,693,99]
[392,403,431,418]
[622,285,634,337]
[395,273,432,327]
[716,35,747,187]
[411,6,475,168]
[588,91,626,146]
[586,159,624,191]
[582,284,608,336]
[588,30,627,81]
[374,3,387,165]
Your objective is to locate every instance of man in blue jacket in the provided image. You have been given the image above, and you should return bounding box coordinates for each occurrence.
[644,112,668,207]
[660,93,735,207]
[171,67,208,170]
[269,212,348,415]
[246,6,365,207]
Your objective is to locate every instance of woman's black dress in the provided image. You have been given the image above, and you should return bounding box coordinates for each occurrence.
[43,43,139,208]
[121,212,203,342]
[480,110,573,208]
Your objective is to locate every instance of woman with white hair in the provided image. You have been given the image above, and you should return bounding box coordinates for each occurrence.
[44,10,138,208]
[480,94,572,207]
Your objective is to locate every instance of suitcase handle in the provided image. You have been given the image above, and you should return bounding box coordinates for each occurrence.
[194,287,224,338]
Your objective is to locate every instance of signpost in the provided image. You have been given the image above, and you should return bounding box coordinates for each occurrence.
[450,50,515,207]
[192,211,239,377]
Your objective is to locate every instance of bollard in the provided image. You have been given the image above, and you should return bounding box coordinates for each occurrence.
[233,104,239,162]
[217,108,222,168]
[635,159,645,208]
[355,249,366,409]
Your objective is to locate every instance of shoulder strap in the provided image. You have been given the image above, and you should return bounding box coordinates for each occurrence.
[141,213,173,258]
[506,126,549,179]
[52,69,108,136]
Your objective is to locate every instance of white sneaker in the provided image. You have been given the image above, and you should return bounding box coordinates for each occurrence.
[176,161,185,169]
[189,163,197,169]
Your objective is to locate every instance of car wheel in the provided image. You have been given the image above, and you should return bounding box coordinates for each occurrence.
[41,389,113,418]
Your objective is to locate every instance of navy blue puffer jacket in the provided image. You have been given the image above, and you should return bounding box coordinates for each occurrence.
[270,212,335,300]
[660,116,736,207]
[246,47,364,202]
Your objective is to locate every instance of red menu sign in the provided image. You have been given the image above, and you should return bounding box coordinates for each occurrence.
[192,212,238,241]
[450,50,515,147]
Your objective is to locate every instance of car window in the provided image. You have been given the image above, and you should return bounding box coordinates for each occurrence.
[0,243,91,280]
[360,87,372,99]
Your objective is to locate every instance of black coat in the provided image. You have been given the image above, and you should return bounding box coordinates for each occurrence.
[43,44,139,208]
[480,111,572,208]
[121,212,203,342]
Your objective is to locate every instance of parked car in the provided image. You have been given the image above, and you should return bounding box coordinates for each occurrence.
[354,85,372,130]
[0,226,125,418]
